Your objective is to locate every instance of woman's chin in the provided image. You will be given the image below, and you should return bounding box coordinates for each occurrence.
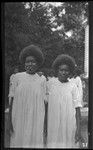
[26,70,35,74]
[58,77,68,82]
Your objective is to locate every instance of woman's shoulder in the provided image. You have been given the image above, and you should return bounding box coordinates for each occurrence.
[69,76,81,83]
[41,74,46,79]
[75,76,82,84]
[48,77,57,81]
[14,72,26,78]
[75,76,81,80]
[47,77,58,85]
[68,77,75,82]
[37,74,46,82]
[10,74,15,80]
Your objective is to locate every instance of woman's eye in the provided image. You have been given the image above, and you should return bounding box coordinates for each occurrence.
[32,62,36,65]
[26,61,35,63]
[25,60,30,63]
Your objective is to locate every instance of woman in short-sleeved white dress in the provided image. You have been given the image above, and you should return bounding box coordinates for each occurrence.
[47,77,82,148]
[9,72,46,148]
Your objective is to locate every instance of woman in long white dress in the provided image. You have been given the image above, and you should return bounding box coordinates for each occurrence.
[8,45,47,148]
[47,54,83,148]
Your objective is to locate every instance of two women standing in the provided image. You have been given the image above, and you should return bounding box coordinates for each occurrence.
[8,45,83,148]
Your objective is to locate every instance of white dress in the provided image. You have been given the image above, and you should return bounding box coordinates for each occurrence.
[47,77,82,148]
[9,72,47,148]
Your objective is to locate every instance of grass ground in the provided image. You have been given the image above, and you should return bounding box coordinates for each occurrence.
[4,107,88,148]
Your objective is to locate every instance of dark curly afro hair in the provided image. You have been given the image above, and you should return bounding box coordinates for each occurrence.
[19,45,44,67]
[52,54,76,74]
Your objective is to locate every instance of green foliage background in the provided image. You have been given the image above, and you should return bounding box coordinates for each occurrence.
[4,2,88,107]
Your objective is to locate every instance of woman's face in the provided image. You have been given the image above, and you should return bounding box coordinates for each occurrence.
[58,64,70,82]
[25,56,38,74]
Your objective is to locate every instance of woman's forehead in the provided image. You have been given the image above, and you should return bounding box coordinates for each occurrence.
[25,56,36,61]
[59,64,69,69]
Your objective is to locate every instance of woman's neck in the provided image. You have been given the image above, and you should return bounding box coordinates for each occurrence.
[58,78,68,83]
[26,71,36,75]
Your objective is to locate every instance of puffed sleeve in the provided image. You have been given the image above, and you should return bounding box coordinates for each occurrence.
[72,83,82,108]
[76,77,83,106]
[8,74,18,98]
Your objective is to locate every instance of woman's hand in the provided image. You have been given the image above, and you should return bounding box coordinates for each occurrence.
[8,112,14,136]
[8,97,14,136]
[75,128,80,143]
[10,121,14,135]
[75,128,85,144]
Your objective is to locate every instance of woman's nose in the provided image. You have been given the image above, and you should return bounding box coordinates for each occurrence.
[62,71,66,74]
[29,62,32,65]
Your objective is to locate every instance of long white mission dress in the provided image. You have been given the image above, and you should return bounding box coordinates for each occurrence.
[47,77,82,148]
[9,72,46,148]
